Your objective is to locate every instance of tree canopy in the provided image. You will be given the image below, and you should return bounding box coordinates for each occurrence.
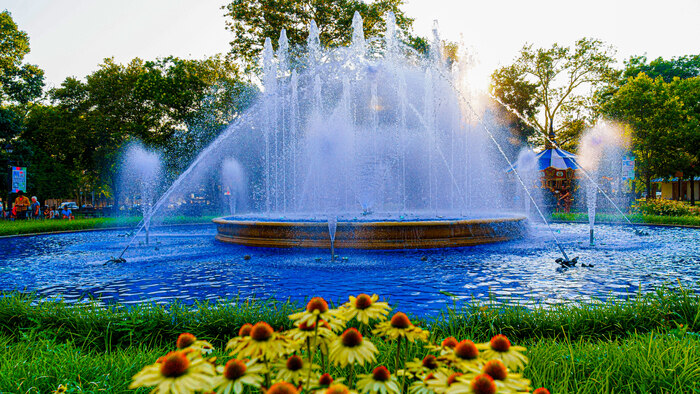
[222,0,423,71]
[490,38,617,150]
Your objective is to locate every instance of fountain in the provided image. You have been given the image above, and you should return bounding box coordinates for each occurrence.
[118,144,162,245]
[212,12,527,250]
[578,122,631,246]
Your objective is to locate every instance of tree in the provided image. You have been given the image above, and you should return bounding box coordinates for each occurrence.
[222,0,420,71]
[490,38,617,150]
[602,73,689,199]
[0,10,44,105]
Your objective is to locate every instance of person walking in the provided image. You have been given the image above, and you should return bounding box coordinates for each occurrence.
[13,191,30,220]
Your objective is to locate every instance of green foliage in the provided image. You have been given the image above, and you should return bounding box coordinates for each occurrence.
[490,38,617,150]
[0,10,44,105]
[1,289,700,392]
[623,54,700,82]
[525,331,700,393]
[0,216,216,236]
[601,73,697,198]
[551,212,700,226]
[222,0,422,71]
[631,199,700,217]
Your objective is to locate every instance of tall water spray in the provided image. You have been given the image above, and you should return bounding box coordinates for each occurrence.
[119,144,162,244]
[578,121,631,245]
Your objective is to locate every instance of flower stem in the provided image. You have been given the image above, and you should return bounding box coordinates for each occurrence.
[349,363,355,387]
[395,336,402,372]
[306,317,320,391]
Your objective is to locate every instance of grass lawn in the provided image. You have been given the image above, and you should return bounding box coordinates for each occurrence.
[1,287,699,393]
[0,215,217,236]
[551,212,700,227]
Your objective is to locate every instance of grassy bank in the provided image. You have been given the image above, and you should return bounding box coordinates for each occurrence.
[0,215,217,236]
[551,212,700,227]
[1,288,699,392]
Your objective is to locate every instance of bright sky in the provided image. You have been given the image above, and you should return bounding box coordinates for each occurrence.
[4,0,700,90]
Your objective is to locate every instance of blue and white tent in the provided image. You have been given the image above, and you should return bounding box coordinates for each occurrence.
[535,148,579,171]
[507,148,579,173]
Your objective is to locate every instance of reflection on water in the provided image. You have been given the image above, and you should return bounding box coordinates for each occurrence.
[0,223,698,315]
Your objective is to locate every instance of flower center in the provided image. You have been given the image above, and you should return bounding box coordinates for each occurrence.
[454,340,479,360]
[441,337,458,349]
[159,352,190,378]
[424,373,436,382]
[354,294,373,310]
[176,333,196,349]
[482,360,507,381]
[422,355,438,370]
[325,384,350,394]
[372,366,391,382]
[447,373,463,386]
[341,328,363,347]
[250,322,273,342]
[286,355,304,371]
[490,334,511,352]
[470,374,496,394]
[307,297,329,313]
[224,359,247,380]
[533,388,552,394]
[319,373,334,386]
[390,312,411,329]
[238,323,253,337]
[267,382,299,394]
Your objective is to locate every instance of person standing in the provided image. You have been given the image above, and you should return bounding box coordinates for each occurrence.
[13,191,30,220]
[30,196,41,219]
[0,198,4,219]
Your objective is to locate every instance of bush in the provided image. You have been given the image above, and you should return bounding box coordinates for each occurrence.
[631,199,700,217]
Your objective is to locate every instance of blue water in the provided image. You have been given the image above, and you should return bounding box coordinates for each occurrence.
[0,223,698,315]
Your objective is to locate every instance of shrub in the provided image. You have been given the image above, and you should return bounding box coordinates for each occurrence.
[631,199,700,217]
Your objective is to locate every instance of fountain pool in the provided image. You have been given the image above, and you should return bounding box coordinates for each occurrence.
[1,222,698,315]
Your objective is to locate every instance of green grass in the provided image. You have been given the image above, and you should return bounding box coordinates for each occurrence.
[1,289,699,393]
[551,212,700,227]
[0,215,218,236]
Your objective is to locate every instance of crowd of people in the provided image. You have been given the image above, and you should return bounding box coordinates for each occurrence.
[0,191,74,220]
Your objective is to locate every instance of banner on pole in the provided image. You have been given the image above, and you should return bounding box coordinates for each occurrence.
[11,166,27,193]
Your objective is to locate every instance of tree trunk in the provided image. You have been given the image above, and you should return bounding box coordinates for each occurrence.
[646,172,652,201]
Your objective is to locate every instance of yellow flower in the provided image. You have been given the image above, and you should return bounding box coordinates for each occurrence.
[476,335,527,372]
[480,359,530,392]
[52,384,67,394]
[329,327,378,367]
[129,350,215,393]
[426,337,459,356]
[286,319,336,349]
[227,321,293,359]
[425,371,465,394]
[341,294,391,325]
[265,381,300,394]
[289,297,342,326]
[324,384,360,394]
[438,340,481,371]
[372,312,429,343]
[274,355,320,386]
[212,358,265,394]
[445,374,498,394]
[401,355,443,379]
[356,366,401,394]
[176,332,215,354]
[312,373,347,394]
[409,373,439,394]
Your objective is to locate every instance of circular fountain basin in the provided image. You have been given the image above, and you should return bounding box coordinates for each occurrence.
[213,215,527,249]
